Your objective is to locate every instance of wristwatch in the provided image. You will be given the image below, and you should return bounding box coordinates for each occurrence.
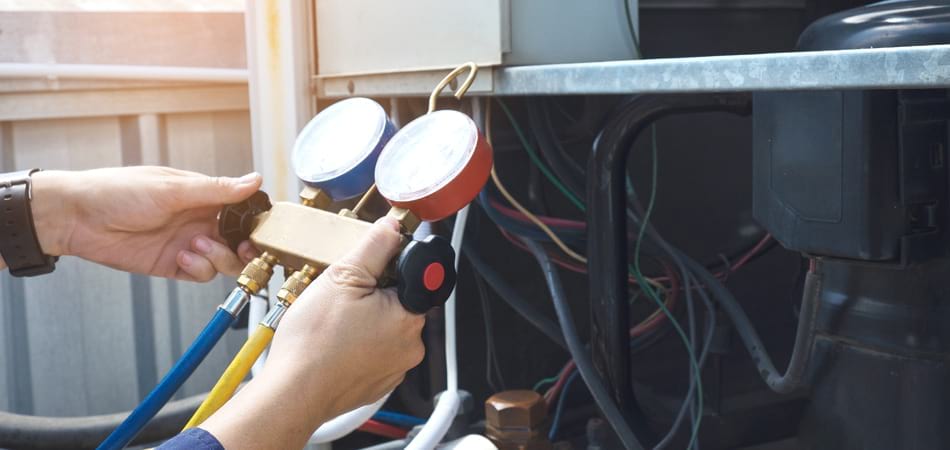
[0,169,57,277]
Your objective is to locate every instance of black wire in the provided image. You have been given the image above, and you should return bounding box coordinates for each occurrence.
[473,267,506,392]
[704,234,778,274]
[622,164,821,396]
[528,100,586,197]
[527,160,550,216]
[591,98,754,449]
[521,237,645,450]
[462,237,569,352]
[684,253,822,395]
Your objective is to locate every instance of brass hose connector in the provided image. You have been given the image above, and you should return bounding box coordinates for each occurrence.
[237,252,279,294]
[276,265,319,306]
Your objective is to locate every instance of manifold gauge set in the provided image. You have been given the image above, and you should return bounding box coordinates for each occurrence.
[219,97,493,313]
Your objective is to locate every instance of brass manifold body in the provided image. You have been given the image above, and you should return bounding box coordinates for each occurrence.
[223,185,422,296]
[221,182,456,317]
[246,186,420,282]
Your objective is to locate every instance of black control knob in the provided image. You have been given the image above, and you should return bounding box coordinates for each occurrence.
[396,235,457,314]
[218,191,272,252]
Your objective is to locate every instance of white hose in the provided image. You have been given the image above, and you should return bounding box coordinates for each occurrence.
[309,394,390,444]
[405,205,469,450]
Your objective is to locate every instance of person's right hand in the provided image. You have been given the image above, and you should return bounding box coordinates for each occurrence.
[200,217,426,450]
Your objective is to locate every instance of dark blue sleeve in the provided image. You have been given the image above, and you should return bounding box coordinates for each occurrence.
[157,428,225,450]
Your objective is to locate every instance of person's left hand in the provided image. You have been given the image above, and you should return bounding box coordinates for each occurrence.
[28,166,261,281]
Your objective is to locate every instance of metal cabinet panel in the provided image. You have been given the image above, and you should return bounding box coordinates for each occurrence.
[316,0,505,76]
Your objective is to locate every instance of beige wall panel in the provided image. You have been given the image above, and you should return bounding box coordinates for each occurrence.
[163,111,252,397]
[10,117,140,414]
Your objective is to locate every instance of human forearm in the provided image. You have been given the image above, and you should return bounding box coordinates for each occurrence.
[1,166,261,279]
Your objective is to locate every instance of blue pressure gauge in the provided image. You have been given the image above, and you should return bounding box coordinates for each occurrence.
[292,97,396,200]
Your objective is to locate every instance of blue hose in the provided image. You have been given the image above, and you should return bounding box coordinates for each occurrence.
[372,410,427,428]
[98,308,236,450]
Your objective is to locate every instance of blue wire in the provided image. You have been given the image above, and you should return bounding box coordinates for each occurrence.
[98,308,236,450]
[372,410,427,428]
[548,369,581,442]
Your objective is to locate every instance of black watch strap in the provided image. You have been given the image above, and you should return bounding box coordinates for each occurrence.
[0,169,57,277]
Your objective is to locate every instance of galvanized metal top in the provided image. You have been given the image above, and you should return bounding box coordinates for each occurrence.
[492,44,950,95]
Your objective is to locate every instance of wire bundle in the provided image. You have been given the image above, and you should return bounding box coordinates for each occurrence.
[466,93,813,450]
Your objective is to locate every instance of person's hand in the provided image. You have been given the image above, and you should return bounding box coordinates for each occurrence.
[24,166,261,281]
[201,217,426,450]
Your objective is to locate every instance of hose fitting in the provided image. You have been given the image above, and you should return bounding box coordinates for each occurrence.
[276,264,319,306]
[237,252,279,294]
[218,287,251,317]
[260,302,289,330]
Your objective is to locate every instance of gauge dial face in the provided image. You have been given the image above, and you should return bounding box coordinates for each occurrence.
[376,109,492,221]
[293,97,388,185]
[375,110,478,202]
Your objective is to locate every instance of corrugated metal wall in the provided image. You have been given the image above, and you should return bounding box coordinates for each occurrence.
[0,10,255,417]
[0,106,255,416]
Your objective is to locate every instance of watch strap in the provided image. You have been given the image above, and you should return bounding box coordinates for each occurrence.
[0,169,57,277]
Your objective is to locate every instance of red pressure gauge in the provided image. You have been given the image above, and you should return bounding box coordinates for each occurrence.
[375,110,493,221]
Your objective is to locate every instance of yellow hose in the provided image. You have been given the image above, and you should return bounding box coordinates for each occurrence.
[182,324,275,430]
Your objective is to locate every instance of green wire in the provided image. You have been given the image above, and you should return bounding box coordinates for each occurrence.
[630,125,703,449]
[494,99,586,212]
[532,375,560,392]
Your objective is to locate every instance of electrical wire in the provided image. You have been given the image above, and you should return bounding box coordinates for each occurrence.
[521,237,644,450]
[473,265,506,392]
[527,100,586,197]
[494,99,586,212]
[477,189,586,245]
[359,420,409,440]
[548,369,580,442]
[543,361,577,406]
[486,100,667,296]
[630,125,703,450]
[533,375,560,393]
[97,307,237,450]
[371,411,427,429]
[686,254,823,395]
[494,94,784,447]
[490,167,586,262]
[462,238,568,351]
[488,197,585,230]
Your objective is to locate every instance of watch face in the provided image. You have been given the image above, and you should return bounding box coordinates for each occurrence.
[375,110,478,203]
[292,97,389,186]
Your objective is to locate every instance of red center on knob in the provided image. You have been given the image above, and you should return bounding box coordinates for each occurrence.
[423,262,445,292]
